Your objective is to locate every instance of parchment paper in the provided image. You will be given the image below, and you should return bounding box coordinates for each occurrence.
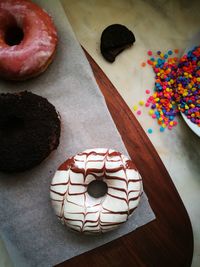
[0,1,155,266]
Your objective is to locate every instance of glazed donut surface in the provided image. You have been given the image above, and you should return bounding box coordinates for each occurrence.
[50,148,143,234]
[0,0,58,80]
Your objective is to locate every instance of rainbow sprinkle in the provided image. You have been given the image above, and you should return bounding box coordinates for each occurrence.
[147,128,153,134]
[145,49,179,130]
[133,46,200,132]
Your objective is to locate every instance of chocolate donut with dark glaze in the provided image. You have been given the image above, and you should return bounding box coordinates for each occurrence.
[0,91,61,172]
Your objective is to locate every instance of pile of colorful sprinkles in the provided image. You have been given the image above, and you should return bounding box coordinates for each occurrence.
[146,49,179,131]
[137,45,200,133]
[175,46,200,127]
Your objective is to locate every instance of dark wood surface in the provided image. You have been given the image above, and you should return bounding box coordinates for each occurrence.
[57,50,193,267]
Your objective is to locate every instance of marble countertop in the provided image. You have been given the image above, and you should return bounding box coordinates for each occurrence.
[60,0,200,266]
[0,1,199,266]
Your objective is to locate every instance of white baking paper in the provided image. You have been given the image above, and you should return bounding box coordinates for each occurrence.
[0,1,155,266]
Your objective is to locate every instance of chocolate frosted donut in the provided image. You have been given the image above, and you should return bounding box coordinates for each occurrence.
[100,24,135,62]
[50,148,142,234]
[0,91,60,172]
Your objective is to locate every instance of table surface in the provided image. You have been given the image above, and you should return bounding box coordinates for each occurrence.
[56,49,193,267]
[0,1,199,267]
[60,1,200,266]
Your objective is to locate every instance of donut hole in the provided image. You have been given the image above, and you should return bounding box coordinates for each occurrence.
[87,180,108,198]
[0,115,25,134]
[4,26,24,46]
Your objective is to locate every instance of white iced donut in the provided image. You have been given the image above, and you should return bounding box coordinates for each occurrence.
[50,148,143,234]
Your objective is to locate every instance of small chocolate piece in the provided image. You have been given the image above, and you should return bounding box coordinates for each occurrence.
[0,91,61,172]
[100,24,135,62]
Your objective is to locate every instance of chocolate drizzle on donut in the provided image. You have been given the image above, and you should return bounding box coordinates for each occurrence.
[50,148,142,234]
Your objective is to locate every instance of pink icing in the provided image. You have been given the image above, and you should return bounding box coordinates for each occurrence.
[0,0,57,80]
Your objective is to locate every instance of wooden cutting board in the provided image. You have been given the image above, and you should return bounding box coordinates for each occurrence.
[57,50,193,267]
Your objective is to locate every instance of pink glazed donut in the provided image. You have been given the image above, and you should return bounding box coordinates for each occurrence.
[50,148,143,234]
[0,0,57,80]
